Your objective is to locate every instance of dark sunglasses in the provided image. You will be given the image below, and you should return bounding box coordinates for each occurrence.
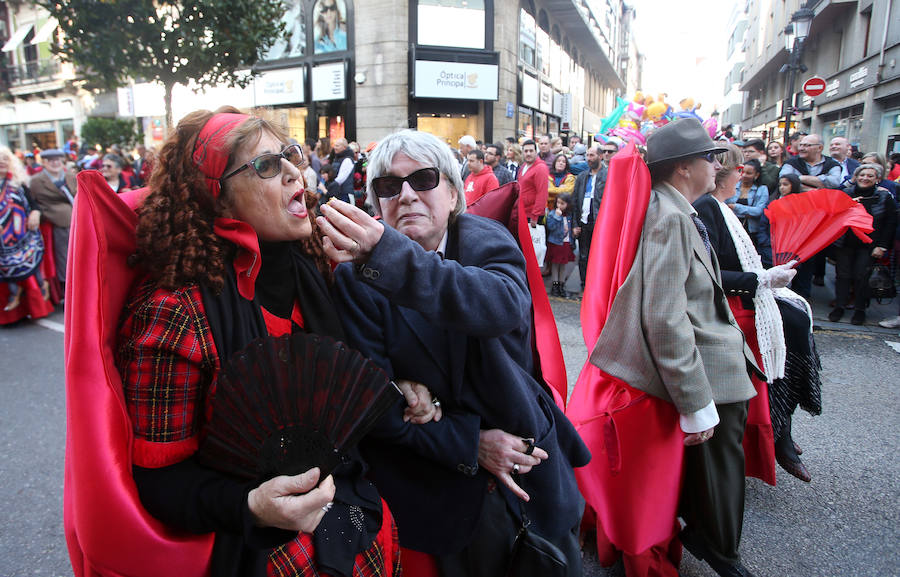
[321,3,338,12]
[601,149,617,154]
[221,144,304,181]
[371,167,440,198]
[697,151,718,163]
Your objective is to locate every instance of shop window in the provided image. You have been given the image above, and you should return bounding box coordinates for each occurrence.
[517,106,533,139]
[519,8,536,67]
[418,0,485,50]
[416,113,479,146]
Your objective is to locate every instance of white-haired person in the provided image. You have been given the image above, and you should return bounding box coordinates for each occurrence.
[317,129,590,577]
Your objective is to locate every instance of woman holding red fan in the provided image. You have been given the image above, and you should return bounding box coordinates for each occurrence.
[829,164,897,325]
[694,144,822,483]
[112,107,404,577]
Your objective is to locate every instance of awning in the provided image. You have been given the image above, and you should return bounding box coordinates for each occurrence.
[31,17,58,45]
[2,23,34,52]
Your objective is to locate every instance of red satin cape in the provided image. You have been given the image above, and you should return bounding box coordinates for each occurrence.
[64,171,213,577]
[565,143,685,561]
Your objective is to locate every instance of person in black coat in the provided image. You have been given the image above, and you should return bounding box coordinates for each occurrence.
[829,164,898,325]
[317,129,590,577]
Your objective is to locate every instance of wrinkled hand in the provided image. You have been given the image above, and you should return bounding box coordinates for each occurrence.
[317,199,384,264]
[397,378,442,424]
[478,429,548,501]
[683,427,715,446]
[247,468,336,533]
[26,210,41,231]
[758,260,798,289]
[872,247,886,259]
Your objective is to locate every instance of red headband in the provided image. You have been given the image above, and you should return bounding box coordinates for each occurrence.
[192,112,251,199]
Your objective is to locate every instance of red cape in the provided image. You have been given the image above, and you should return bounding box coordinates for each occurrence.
[64,171,213,577]
[565,143,684,556]
[467,181,568,408]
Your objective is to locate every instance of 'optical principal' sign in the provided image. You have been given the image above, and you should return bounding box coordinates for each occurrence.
[414,60,499,101]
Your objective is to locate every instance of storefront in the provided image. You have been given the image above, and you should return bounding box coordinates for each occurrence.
[878,106,900,156]
[409,0,498,142]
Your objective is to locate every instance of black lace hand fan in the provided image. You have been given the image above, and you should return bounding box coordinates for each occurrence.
[197,332,400,482]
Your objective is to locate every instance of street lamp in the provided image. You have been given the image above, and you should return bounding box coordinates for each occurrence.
[780,7,814,149]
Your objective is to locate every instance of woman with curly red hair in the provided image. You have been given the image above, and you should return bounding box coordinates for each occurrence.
[110,106,402,577]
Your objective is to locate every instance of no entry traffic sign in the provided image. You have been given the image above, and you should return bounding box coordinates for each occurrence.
[802,77,826,98]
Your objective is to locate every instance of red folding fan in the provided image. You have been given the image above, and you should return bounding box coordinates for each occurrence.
[197,332,400,481]
[765,188,874,265]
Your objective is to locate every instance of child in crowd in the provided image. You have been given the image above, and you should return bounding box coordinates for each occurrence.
[317,163,348,211]
[545,193,576,297]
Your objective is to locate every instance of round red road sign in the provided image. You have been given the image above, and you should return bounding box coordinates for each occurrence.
[802,77,826,98]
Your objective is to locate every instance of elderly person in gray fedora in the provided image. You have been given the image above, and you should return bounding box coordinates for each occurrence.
[28,148,77,286]
[590,118,762,577]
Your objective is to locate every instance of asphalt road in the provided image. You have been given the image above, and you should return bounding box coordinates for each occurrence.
[1,294,898,576]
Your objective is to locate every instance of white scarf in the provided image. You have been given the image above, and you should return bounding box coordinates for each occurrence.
[716,199,786,382]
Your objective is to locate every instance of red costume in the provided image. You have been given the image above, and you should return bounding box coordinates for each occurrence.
[516,160,550,223]
[566,143,685,575]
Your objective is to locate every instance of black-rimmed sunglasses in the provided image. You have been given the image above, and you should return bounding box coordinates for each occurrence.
[371,167,440,198]
[220,144,304,181]
[697,151,718,163]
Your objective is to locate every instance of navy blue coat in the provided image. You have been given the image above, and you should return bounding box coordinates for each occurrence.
[334,214,589,555]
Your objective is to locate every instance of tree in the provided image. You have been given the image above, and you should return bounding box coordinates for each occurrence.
[80,116,141,150]
[39,0,286,132]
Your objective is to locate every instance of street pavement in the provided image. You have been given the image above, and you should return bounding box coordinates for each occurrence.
[1,264,898,576]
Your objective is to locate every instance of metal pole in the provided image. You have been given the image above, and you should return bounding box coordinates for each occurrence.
[783,43,797,150]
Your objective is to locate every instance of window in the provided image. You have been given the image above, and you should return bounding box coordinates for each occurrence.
[519,8,536,66]
[418,0,485,49]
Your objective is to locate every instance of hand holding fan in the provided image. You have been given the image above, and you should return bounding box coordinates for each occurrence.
[197,332,400,482]
[765,188,874,265]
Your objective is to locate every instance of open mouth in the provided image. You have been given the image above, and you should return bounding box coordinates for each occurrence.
[287,190,308,218]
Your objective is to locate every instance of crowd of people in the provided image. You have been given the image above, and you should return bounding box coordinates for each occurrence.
[0,132,378,325]
[10,104,895,577]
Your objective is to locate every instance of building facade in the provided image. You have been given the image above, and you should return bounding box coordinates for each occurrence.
[721,3,748,133]
[1,0,636,152]
[740,0,900,155]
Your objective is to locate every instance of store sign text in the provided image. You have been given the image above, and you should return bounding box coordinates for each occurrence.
[414,60,498,100]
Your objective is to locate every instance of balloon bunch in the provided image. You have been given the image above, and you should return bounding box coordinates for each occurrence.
[596,92,719,144]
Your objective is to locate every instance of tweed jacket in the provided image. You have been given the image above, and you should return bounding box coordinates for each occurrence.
[589,182,759,414]
[334,214,589,555]
[29,169,77,228]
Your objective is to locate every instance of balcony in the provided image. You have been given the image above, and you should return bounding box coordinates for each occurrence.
[4,58,73,97]
[4,58,61,85]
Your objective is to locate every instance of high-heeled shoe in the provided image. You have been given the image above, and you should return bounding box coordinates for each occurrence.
[775,450,811,482]
[4,293,21,311]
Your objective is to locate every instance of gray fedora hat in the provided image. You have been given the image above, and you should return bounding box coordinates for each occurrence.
[646,118,727,166]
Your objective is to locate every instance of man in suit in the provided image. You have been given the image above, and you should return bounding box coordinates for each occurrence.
[319,130,590,576]
[590,119,761,577]
[572,144,607,290]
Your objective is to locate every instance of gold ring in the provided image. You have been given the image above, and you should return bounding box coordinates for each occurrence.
[350,240,359,253]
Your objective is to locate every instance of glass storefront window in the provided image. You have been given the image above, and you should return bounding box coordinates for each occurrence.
[416,113,480,146]
[517,106,533,139]
[263,0,306,60]
[418,0,485,49]
[534,111,547,137]
[548,116,559,137]
[260,107,308,143]
[519,9,536,67]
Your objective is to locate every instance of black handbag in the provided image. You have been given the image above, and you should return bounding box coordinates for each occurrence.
[867,263,896,303]
[506,472,568,577]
